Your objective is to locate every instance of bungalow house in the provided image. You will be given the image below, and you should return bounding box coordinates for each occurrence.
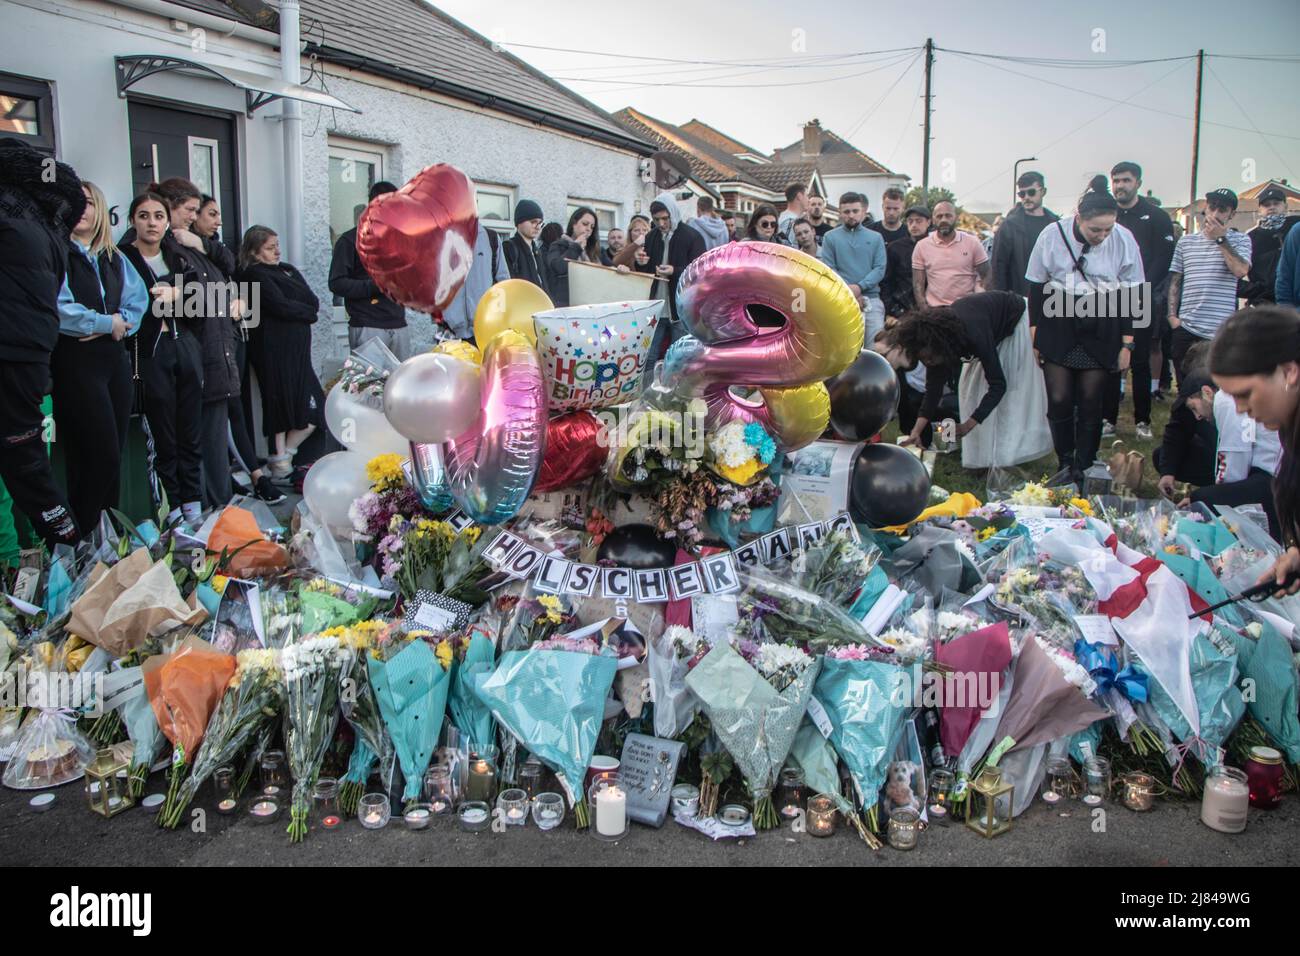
[1173,179,1300,234]
[1,0,655,369]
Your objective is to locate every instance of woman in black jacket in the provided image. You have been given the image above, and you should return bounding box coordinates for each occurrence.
[54,180,148,532]
[543,207,600,308]
[235,226,323,477]
[191,196,282,503]
[119,188,205,525]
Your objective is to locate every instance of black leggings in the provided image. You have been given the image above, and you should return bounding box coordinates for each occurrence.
[1043,361,1108,477]
[1103,326,1153,426]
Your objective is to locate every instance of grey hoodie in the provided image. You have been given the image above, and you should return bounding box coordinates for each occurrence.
[690,214,730,250]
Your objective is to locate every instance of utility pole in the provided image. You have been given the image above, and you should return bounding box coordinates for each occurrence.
[922,38,933,195]
[1189,48,1204,227]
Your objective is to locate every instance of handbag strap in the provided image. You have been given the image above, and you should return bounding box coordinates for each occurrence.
[1055,220,1089,280]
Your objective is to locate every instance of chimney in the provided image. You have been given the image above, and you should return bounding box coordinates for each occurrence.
[801,119,822,159]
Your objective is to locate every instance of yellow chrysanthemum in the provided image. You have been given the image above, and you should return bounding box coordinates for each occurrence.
[366,453,406,492]
[435,640,454,671]
[1068,498,1094,516]
[714,458,763,486]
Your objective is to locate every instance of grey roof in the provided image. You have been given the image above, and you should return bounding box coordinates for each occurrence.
[613,108,777,192]
[772,128,899,177]
[162,0,653,153]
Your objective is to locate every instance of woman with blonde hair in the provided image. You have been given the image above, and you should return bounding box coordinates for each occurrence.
[54,180,148,531]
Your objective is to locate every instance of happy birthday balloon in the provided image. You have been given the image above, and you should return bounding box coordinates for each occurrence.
[475,279,553,346]
[356,164,478,314]
[663,242,862,451]
[533,300,662,411]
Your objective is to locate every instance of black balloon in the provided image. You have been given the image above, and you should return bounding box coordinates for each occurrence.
[849,442,932,528]
[828,349,900,440]
[597,524,678,569]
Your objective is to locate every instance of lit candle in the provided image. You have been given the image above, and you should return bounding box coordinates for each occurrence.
[322,815,341,829]
[507,807,525,823]
[595,785,627,837]
[1200,768,1249,834]
[363,809,385,826]
[465,761,495,802]
[217,798,237,814]
[1042,790,1062,805]
[262,785,281,797]
[251,800,276,817]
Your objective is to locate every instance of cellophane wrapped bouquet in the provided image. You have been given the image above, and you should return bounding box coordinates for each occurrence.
[282,635,346,841]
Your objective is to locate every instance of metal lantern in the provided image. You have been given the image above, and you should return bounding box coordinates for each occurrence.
[1082,460,1114,497]
[965,765,1014,839]
[85,747,134,818]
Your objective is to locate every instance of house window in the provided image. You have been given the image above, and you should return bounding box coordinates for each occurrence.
[0,72,55,155]
[188,137,220,200]
[476,183,516,236]
[566,199,620,239]
[327,140,386,247]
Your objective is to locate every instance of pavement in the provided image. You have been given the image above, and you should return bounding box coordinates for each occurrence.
[4,778,1298,867]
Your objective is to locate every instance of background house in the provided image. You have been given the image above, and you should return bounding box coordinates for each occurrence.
[1173,179,1300,234]
[770,119,908,219]
[1,0,654,371]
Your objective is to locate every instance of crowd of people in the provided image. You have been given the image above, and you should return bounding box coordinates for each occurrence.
[2,127,1299,573]
[0,136,324,561]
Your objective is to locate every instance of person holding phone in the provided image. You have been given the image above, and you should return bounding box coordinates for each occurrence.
[543,206,601,308]
[1167,188,1252,381]
[636,191,706,357]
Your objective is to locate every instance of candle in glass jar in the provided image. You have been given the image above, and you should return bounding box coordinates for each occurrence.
[1244,746,1284,810]
[595,785,627,837]
[1200,767,1249,834]
[465,760,495,802]
[807,795,836,837]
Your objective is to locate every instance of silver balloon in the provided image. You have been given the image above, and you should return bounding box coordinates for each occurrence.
[383,352,481,445]
[303,450,370,533]
[325,384,409,458]
[408,440,454,512]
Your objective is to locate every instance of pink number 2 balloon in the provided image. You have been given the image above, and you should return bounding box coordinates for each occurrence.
[662,242,863,450]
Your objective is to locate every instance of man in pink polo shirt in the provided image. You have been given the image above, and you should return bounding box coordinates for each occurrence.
[912,201,990,306]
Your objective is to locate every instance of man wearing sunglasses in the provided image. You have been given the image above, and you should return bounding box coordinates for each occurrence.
[990,171,1057,298]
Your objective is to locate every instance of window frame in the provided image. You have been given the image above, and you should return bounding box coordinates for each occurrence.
[0,71,56,155]
[476,182,517,237]
[566,198,621,241]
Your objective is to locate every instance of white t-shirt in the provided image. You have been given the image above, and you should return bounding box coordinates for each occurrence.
[1213,390,1282,484]
[143,253,167,279]
[1025,216,1146,294]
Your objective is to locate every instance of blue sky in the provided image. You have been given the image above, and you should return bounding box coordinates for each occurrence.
[435,0,1299,212]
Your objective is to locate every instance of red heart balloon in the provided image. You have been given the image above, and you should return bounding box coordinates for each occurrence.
[534,411,607,493]
[356,164,478,315]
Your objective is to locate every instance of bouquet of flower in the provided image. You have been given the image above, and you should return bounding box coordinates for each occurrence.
[989,636,1109,759]
[648,625,705,739]
[448,621,497,752]
[994,556,1097,633]
[297,577,385,635]
[331,620,395,814]
[501,593,575,651]
[1006,481,1093,515]
[649,469,777,552]
[143,637,237,823]
[685,640,821,829]
[367,629,457,804]
[158,649,283,828]
[334,347,395,405]
[377,517,485,604]
[259,584,301,649]
[786,531,881,611]
[282,636,346,841]
[608,406,705,492]
[707,421,777,487]
[474,635,619,827]
[732,564,870,653]
[813,654,910,829]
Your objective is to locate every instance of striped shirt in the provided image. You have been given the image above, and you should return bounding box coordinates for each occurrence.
[1169,231,1251,338]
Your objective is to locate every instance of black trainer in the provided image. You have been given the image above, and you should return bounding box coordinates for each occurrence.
[254,475,287,504]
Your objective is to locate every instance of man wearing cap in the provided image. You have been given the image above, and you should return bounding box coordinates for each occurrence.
[1239,186,1300,306]
[502,199,548,294]
[329,180,411,358]
[1167,188,1252,380]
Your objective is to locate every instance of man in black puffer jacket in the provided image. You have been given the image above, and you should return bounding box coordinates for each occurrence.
[989,171,1058,297]
[0,138,84,546]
